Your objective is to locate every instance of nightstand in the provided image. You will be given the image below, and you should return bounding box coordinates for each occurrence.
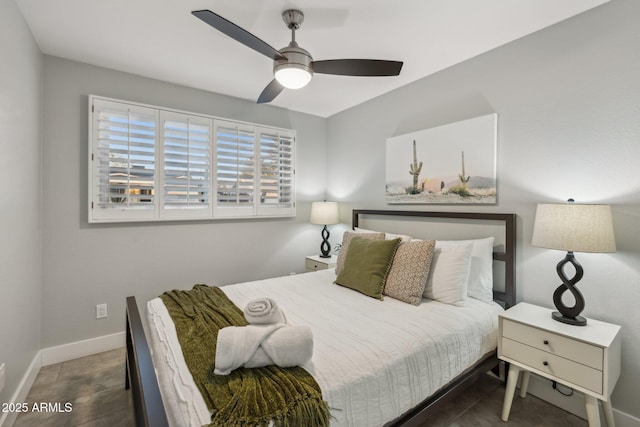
[305,255,337,272]
[498,302,621,427]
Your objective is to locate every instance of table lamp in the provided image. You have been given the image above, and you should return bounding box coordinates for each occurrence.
[531,200,616,326]
[310,201,339,258]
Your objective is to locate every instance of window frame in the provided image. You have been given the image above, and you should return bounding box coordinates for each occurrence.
[88,95,296,223]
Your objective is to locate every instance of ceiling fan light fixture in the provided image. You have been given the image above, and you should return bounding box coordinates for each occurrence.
[275,64,312,89]
[274,42,314,90]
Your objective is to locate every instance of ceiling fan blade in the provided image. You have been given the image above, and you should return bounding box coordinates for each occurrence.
[192,10,287,61]
[312,59,403,76]
[257,79,285,104]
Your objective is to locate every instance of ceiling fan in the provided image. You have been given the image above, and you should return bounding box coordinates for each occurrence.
[192,9,403,104]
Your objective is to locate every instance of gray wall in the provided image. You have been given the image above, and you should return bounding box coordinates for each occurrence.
[4,0,639,421]
[0,0,43,407]
[40,57,328,347]
[327,0,639,417]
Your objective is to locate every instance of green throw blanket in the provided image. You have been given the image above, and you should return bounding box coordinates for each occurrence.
[160,285,330,427]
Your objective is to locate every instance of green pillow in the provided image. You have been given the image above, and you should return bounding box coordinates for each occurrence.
[334,237,401,299]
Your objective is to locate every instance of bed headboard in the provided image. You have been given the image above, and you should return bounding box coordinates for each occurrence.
[352,209,516,309]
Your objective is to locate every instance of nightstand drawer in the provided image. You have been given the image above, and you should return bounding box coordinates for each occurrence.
[502,319,603,370]
[305,255,337,272]
[305,258,326,271]
[502,337,603,394]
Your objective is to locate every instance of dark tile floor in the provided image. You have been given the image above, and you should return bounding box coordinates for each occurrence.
[14,348,587,426]
[14,348,133,427]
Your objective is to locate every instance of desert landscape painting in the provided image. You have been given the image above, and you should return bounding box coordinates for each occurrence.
[386,114,497,204]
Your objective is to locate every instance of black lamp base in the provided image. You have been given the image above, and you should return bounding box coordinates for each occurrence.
[552,251,587,327]
[552,311,587,326]
[319,225,331,258]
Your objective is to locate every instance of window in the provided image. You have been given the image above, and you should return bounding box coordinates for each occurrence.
[89,96,295,223]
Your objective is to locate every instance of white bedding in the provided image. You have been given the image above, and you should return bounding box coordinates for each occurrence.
[146,269,503,427]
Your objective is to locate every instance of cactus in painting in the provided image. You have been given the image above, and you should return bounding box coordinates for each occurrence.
[458,150,470,190]
[408,140,423,194]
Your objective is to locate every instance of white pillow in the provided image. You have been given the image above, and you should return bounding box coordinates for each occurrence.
[437,237,495,302]
[423,242,473,306]
[354,227,412,243]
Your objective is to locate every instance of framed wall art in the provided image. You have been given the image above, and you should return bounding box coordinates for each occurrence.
[385,113,497,204]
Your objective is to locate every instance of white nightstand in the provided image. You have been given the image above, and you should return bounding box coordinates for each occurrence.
[498,302,621,427]
[305,255,337,272]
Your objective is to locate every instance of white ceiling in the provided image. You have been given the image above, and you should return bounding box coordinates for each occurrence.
[15,0,608,118]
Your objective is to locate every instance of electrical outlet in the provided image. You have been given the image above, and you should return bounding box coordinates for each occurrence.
[0,362,5,393]
[96,303,108,319]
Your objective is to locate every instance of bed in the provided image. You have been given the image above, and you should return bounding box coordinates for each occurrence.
[125,209,516,427]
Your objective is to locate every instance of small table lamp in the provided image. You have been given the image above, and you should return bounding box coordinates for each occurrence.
[531,200,616,326]
[310,201,339,258]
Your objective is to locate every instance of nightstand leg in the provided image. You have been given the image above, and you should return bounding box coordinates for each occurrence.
[585,395,602,427]
[501,365,521,421]
[519,370,530,398]
[602,399,615,427]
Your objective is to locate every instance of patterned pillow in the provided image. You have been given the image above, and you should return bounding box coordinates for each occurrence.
[384,240,436,305]
[335,231,385,275]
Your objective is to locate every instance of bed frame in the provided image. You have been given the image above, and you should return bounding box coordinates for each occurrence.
[125,209,516,427]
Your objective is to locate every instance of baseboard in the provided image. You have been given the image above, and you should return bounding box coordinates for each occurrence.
[41,331,126,366]
[524,373,640,427]
[0,351,41,427]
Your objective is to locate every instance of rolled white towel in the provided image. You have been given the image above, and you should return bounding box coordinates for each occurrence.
[243,298,287,325]
[214,324,283,376]
[214,324,313,375]
[260,324,313,368]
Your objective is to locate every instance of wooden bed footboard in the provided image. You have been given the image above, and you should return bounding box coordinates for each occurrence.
[126,296,169,427]
[125,209,516,427]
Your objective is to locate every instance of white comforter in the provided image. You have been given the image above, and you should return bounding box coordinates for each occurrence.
[146,269,503,427]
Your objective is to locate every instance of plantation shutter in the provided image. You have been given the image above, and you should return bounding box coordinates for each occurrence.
[90,99,158,222]
[89,95,295,222]
[160,112,212,219]
[257,129,295,216]
[214,121,256,217]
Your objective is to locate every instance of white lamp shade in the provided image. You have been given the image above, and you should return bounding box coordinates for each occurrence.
[275,66,312,89]
[532,203,616,253]
[310,201,339,225]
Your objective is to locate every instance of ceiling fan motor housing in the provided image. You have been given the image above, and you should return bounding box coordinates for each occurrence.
[274,42,314,87]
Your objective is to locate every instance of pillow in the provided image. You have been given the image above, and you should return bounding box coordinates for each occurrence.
[422,242,473,306]
[437,237,495,302]
[354,227,412,243]
[334,237,401,299]
[335,231,384,275]
[384,239,436,305]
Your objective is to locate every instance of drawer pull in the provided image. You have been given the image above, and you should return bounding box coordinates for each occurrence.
[543,361,549,366]
[543,340,549,345]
